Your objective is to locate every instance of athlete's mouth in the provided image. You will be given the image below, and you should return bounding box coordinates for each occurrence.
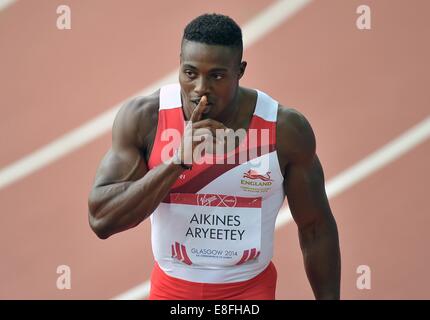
[191,100,213,114]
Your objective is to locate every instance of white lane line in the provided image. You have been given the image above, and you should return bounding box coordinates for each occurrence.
[113,281,151,301]
[0,70,178,190]
[113,115,430,300]
[324,116,430,199]
[0,0,16,11]
[0,0,312,191]
[275,116,430,227]
[242,0,312,47]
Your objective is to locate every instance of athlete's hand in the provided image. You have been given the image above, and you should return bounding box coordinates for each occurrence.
[190,95,208,123]
[177,96,231,167]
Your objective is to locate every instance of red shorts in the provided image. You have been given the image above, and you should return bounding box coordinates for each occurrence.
[149,261,277,300]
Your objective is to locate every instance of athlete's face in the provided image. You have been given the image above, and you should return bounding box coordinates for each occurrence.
[179,40,247,120]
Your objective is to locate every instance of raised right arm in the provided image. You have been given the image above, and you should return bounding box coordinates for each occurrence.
[87,96,185,239]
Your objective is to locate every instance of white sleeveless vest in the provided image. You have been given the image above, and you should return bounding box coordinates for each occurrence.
[148,84,285,283]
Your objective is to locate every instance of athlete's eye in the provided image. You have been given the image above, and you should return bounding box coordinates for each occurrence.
[213,74,224,80]
[184,70,196,78]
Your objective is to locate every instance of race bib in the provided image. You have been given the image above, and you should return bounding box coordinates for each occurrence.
[158,193,262,267]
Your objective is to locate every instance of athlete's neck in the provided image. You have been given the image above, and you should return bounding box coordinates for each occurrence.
[212,88,242,128]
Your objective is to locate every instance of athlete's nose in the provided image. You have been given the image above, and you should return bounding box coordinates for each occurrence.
[194,76,211,97]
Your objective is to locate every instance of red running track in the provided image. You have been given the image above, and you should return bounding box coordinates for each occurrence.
[0,0,429,299]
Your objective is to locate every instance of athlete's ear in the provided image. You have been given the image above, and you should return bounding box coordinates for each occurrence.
[238,61,247,80]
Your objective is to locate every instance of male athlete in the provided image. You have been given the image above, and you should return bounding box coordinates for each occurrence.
[88,14,341,300]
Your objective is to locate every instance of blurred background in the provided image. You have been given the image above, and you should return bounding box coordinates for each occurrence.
[0,0,429,299]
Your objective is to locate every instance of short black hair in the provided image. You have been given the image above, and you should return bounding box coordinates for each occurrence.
[182,13,243,59]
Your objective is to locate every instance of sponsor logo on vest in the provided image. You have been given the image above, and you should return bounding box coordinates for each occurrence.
[243,170,273,182]
[171,242,260,265]
[236,248,260,265]
[188,247,260,264]
[197,194,237,207]
[171,241,193,265]
[241,170,273,192]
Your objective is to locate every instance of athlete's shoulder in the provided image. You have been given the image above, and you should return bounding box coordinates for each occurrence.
[113,89,160,148]
[276,105,316,164]
[117,89,160,124]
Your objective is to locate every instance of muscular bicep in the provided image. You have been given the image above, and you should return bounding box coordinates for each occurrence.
[284,155,332,228]
[93,147,148,187]
[277,107,332,228]
[92,99,148,188]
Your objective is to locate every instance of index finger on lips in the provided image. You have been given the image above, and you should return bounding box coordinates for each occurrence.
[190,96,207,123]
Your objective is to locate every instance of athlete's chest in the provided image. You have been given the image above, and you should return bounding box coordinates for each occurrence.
[171,150,284,200]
